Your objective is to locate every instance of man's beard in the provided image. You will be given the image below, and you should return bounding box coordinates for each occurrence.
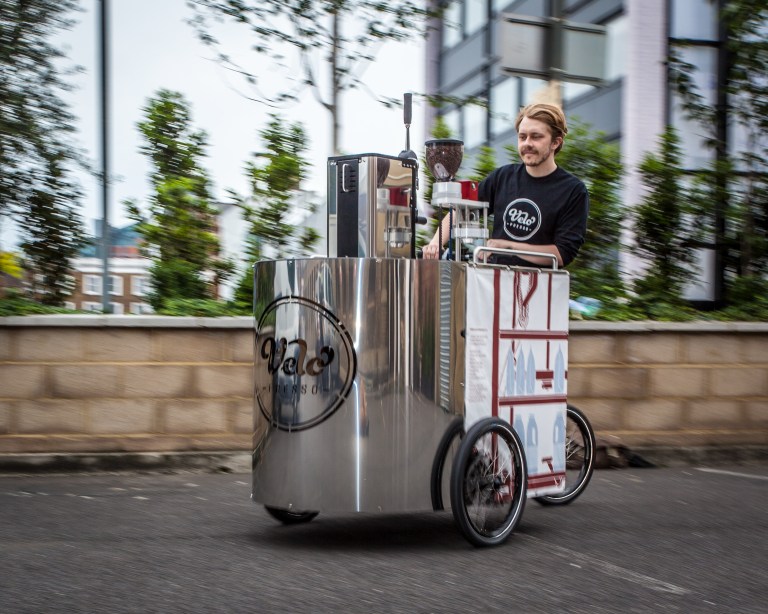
[521,148,552,168]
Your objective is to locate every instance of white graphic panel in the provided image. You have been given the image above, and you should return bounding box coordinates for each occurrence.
[465,265,570,497]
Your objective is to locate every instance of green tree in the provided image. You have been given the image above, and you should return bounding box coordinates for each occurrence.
[187,0,436,154]
[127,90,232,311]
[669,0,768,302]
[556,122,624,301]
[0,0,85,305]
[233,114,315,309]
[631,128,696,315]
[725,2,768,279]
[20,155,83,305]
[469,146,497,183]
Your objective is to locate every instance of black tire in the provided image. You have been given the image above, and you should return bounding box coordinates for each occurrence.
[535,404,596,506]
[430,417,465,511]
[450,417,527,547]
[264,506,318,524]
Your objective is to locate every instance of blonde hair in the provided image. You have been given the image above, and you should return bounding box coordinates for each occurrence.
[515,103,568,154]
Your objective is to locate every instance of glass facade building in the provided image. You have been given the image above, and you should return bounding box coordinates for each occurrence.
[426,0,757,302]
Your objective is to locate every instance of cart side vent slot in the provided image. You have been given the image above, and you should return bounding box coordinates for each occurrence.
[438,265,452,410]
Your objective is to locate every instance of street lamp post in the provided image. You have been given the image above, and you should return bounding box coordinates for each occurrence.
[98,0,111,313]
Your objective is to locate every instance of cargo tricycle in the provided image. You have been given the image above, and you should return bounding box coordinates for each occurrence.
[251,123,594,547]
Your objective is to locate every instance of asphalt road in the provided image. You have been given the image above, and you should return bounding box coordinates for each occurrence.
[1,465,766,613]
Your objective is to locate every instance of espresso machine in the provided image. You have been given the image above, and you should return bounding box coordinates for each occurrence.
[326,123,489,260]
[327,94,426,259]
[327,153,418,258]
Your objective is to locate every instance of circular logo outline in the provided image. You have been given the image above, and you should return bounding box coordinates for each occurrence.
[503,198,542,241]
[255,296,357,432]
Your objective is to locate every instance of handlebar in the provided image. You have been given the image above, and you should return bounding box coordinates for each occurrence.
[472,246,559,271]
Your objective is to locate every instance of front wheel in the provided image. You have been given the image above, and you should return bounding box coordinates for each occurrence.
[264,506,318,524]
[430,417,465,511]
[450,417,527,547]
[535,404,596,506]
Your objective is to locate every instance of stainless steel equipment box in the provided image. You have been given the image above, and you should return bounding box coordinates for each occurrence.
[327,154,417,258]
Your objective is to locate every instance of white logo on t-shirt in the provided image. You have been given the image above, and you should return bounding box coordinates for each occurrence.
[503,198,542,241]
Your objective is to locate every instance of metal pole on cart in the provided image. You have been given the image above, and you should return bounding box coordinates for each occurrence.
[398,93,421,259]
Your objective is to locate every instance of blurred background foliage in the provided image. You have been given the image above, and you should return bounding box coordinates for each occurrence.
[1,0,767,321]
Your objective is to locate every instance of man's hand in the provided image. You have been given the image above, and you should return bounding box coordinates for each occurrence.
[486,238,515,250]
[422,241,441,259]
[484,238,563,267]
[481,238,516,262]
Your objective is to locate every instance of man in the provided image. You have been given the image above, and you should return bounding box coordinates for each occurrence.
[423,102,588,267]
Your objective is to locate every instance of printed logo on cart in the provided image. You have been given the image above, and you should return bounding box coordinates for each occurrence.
[503,198,542,241]
[254,297,357,431]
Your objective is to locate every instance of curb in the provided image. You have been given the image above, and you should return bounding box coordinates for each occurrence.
[0,451,252,475]
[630,445,768,468]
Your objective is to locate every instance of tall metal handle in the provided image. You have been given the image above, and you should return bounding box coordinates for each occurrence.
[472,246,559,270]
[403,92,412,126]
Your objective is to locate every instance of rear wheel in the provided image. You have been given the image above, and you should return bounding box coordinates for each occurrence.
[264,506,318,524]
[450,417,527,547]
[535,404,596,506]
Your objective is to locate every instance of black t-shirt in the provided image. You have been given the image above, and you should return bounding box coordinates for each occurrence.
[478,164,589,267]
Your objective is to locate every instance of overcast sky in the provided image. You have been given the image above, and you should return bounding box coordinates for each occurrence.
[2,0,425,247]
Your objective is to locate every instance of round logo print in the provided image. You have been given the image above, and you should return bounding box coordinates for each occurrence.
[255,297,357,431]
[503,198,542,241]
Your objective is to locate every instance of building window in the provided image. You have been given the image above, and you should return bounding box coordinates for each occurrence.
[130,302,153,315]
[442,0,487,48]
[131,275,151,297]
[442,1,462,49]
[109,275,123,296]
[670,44,718,170]
[605,14,628,81]
[670,0,718,41]
[520,77,549,106]
[465,0,487,37]
[110,302,124,315]
[493,0,512,15]
[443,108,461,139]
[562,82,595,102]
[64,301,76,311]
[491,77,519,138]
[728,101,765,171]
[463,102,487,150]
[82,301,102,312]
[83,275,102,295]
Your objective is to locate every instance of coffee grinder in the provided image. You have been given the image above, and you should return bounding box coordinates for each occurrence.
[424,139,489,260]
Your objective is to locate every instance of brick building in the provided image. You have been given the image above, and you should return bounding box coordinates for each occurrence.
[66,256,152,314]
[66,223,152,314]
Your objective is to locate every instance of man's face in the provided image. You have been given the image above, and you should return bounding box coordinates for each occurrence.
[517,117,561,168]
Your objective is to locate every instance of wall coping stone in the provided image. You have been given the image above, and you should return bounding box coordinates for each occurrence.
[0,315,254,328]
[570,321,768,333]
[2,315,767,333]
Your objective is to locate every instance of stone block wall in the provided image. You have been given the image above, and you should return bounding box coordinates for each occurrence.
[1,316,766,456]
[569,321,768,450]
[0,316,254,454]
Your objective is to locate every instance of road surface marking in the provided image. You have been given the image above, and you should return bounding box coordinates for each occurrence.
[695,468,768,481]
[522,535,690,595]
